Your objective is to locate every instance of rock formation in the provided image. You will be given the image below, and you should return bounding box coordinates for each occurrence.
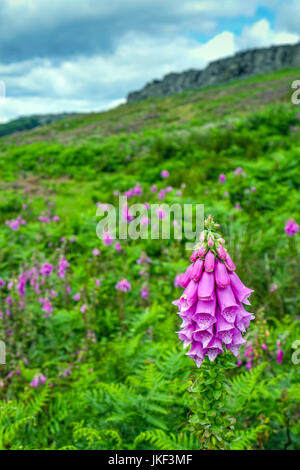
[127,42,300,103]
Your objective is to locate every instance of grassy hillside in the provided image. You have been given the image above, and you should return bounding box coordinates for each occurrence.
[0,113,80,139]
[0,67,299,450]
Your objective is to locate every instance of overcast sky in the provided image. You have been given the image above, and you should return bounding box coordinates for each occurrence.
[0,0,299,122]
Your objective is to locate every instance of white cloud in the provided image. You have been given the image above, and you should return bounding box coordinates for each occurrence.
[237,18,299,50]
[190,32,235,62]
[0,95,126,123]
[0,31,238,122]
[0,2,299,123]
[276,0,300,35]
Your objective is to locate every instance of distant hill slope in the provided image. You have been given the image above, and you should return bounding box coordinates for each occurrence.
[127,42,300,103]
[0,66,298,150]
[0,113,80,138]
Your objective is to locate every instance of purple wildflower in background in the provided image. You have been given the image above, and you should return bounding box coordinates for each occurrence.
[115,242,122,252]
[92,248,100,256]
[173,215,254,368]
[156,207,166,220]
[122,204,133,222]
[276,349,283,364]
[161,170,169,178]
[141,285,149,299]
[38,215,51,223]
[102,230,114,245]
[234,167,246,176]
[284,219,299,237]
[269,283,278,293]
[124,188,134,198]
[133,184,142,196]
[115,279,131,292]
[30,374,46,387]
[30,376,39,387]
[40,263,54,276]
[137,253,152,265]
[17,272,28,297]
[5,217,26,231]
[73,293,80,301]
[58,256,69,279]
[158,189,166,200]
[219,174,226,183]
[276,346,284,364]
[42,299,53,316]
[141,216,149,226]
[39,374,47,384]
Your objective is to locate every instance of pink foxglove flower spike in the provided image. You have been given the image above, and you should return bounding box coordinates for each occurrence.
[173,215,255,368]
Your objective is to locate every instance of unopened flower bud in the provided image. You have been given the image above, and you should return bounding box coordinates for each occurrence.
[207,237,214,247]
[224,252,236,271]
[217,244,226,260]
[197,244,207,258]
[190,250,198,262]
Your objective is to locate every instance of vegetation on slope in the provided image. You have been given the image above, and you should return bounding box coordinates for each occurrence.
[0,67,299,450]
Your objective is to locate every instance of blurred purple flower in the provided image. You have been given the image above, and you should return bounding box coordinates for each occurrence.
[115,279,131,292]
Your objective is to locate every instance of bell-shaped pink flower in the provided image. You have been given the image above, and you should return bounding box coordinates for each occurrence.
[204,251,215,272]
[224,252,236,271]
[176,302,197,320]
[235,303,255,332]
[186,341,205,368]
[193,296,216,330]
[197,272,214,301]
[215,259,230,288]
[178,280,198,311]
[177,322,196,349]
[197,244,207,258]
[193,326,213,348]
[179,264,193,288]
[190,250,199,262]
[216,244,226,260]
[216,309,235,344]
[190,259,204,281]
[206,337,223,362]
[229,271,254,305]
[216,285,238,323]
